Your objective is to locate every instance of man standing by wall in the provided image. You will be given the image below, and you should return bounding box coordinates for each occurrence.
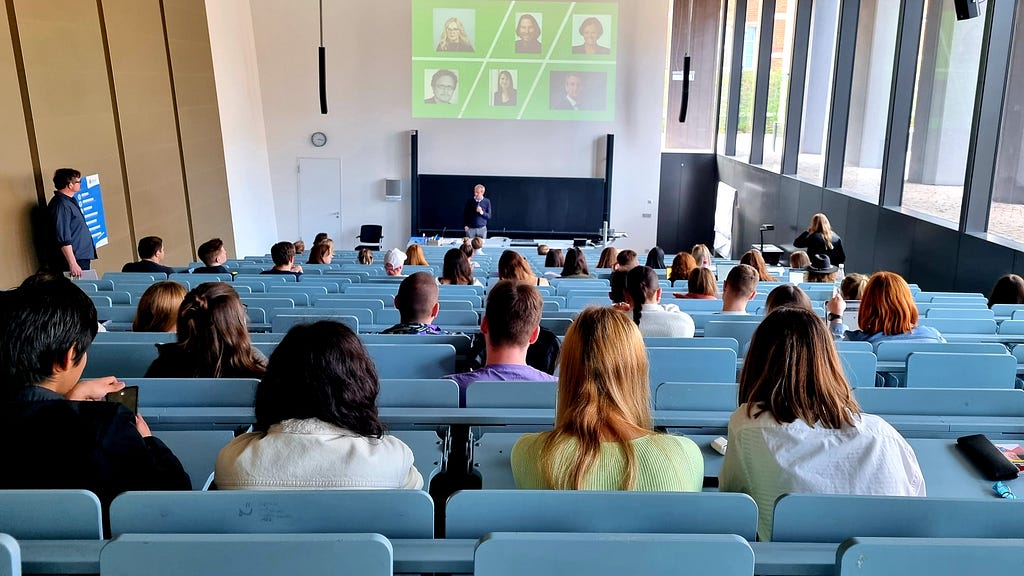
[463,184,491,239]
[48,168,96,278]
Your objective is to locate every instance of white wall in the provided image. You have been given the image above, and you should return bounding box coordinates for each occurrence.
[205,0,279,256]
[243,0,670,252]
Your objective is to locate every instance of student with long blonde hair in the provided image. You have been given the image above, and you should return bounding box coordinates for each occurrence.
[691,244,712,268]
[511,306,703,491]
[719,307,924,540]
[404,244,429,266]
[794,213,846,265]
[132,281,187,333]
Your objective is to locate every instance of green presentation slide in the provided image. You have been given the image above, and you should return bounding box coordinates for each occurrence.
[412,0,617,121]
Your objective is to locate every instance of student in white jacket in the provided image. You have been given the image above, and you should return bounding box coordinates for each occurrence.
[216,321,423,490]
[622,265,695,337]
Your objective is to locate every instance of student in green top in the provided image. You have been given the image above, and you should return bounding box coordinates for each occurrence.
[511,306,703,491]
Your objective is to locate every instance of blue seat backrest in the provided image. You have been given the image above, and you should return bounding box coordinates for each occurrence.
[836,340,873,352]
[539,318,573,336]
[103,272,165,282]
[917,318,996,334]
[447,490,758,540]
[0,490,103,539]
[438,285,485,296]
[0,533,17,576]
[998,320,1024,335]
[688,313,760,330]
[268,285,328,296]
[95,305,138,323]
[854,387,1024,417]
[653,382,738,412]
[239,297,296,313]
[465,381,558,408]
[122,378,258,407]
[360,333,474,356]
[109,490,434,538]
[874,342,1008,362]
[100,533,393,576]
[704,321,760,355]
[94,332,176,343]
[475,533,754,576]
[365,344,456,378]
[647,347,737,387]
[905,352,1017,389]
[837,350,878,388]
[772,494,1024,543]
[924,307,994,319]
[345,286,399,296]
[566,294,613,309]
[377,379,460,408]
[170,272,232,284]
[272,314,359,334]
[672,299,731,313]
[644,337,739,352]
[314,297,386,310]
[156,430,237,490]
[992,304,1024,318]
[270,307,372,325]
[836,537,1024,576]
[82,342,160,378]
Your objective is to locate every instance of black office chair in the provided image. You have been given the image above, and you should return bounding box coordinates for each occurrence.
[355,224,383,251]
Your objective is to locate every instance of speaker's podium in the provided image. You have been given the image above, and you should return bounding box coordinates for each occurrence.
[752,243,784,265]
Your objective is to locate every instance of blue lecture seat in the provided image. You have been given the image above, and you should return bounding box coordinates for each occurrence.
[155,430,235,490]
[653,382,738,412]
[0,490,103,539]
[0,534,18,576]
[475,533,754,576]
[271,314,359,334]
[647,347,738,387]
[905,352,1017,389]
[836,537,1024,576]
[100,533,392,576]
[917,317,997,335]
[82,342,160,378]
[446,490,759,540]
[837,349,878,388]
[377,379,460,408]
[109,490,434,538]
[465,380,558,409]
[643,336,739,352]
[704,321,760,356]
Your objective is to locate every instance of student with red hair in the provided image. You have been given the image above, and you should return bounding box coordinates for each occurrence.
[827,271,945,345]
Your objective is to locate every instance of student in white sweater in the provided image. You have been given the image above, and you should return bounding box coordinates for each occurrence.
[718,307,924,541]
[215,321,423,490]
[623,266,695,337]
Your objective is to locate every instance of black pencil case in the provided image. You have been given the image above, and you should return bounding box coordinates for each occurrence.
[956,434,1020,481]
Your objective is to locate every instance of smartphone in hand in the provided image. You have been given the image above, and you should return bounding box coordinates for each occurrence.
[105,385,139,415]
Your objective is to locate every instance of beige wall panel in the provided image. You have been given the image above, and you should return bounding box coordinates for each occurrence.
[163,0,236,257]
[101,0,193,265]
[13,0,133,273]
[0,4,40,288]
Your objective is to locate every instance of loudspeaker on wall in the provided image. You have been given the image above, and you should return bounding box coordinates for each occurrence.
[385,178,402,201]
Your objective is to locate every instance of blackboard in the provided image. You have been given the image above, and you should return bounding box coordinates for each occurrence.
[414,174,608,239]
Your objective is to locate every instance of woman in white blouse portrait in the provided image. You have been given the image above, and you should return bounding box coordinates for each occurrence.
[718,306,925,541]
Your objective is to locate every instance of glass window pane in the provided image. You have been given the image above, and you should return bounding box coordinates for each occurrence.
[987,5,1024,244]
[795,0,841,183]
[840,0,900,201]
[901,0,987,224]
[732,1,763,160]
[663,0,725,151]
[717,0,738,154]
[760,0,797,172]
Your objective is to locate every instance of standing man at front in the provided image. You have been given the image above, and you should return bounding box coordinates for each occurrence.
[48,168,96,278]
[463,184,491,239]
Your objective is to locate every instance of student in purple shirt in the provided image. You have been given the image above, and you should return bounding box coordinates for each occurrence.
[445,280,556,406]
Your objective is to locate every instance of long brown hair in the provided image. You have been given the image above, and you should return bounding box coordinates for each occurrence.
[688,267,718,297]
[498,250,538,283]
[440,248,474,285]
[739,306,860,428]
[306,241,333,264]
[404,244,428,266]
[175,282,265,377]
[740,250,778,281]
[133,281,186,332]
[596,247,618,269]
[670,252,697,287]
[858,271,917,335]
[540,307,652,490]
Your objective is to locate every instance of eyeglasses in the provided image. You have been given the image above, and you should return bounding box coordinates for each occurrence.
[71,179,81,184]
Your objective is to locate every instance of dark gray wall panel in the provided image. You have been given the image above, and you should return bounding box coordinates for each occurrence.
[658,153,718,253]
[910,219,960,291]
[872,210,914,278]
[956,234,1014,294]
[842,199,879,275]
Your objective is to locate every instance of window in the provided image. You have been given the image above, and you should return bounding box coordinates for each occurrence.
[987,3,1024,244]
[663,0,726,151]
[732,1,763,161]
[794,0,841,183]
[900,0,986,224]
[717,0,738,154]
[838,0,901,200]
[742,26,757,70]
[760,0,797,173]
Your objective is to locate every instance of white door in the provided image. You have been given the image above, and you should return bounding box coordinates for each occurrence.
[297,157,342,244]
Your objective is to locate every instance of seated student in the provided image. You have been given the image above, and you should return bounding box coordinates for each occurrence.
[805,254,839,283]
[132,281,186,333]
[512,306,703,491]
[122,236,176,275]
[544,248,564,270]
[216,321,423,490]
[691,244,712,268]
[460,239,480,269]
[306,240,334,265]
[614,249,638,272]
[312,232,329,247]
[673,267,718,299]
[740,249,778,282]
[192,238,230,274]
[623,266,694,338]
[358,248,374,265]
[763,284,813,315]
[596,246,618,269]
[444,280,557,407]
[0,274,190,526]
[560,247,592,278]
[987,273,1024,308]
[608,270,627,304]
[293,240,305,255]
[841,273,869,301]
[404,244,429,266]
[645,246,665,270]
[537,244,549,256]
[146,282,267,378]
[380,272,451,335]
[669,252,697,287]
[471,236,485,256]
[719,264,758,314]
[719,306,925,540]
[260,241,303,279]
[498,250,549,286]
[789,250,811,269]
[827,271,945,345]
[439,248,481,286]
[384,248,406,276]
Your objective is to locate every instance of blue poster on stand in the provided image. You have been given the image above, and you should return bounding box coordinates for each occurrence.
[78,174,109,248]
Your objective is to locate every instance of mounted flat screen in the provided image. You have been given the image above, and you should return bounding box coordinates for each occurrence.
[412,0,617,121]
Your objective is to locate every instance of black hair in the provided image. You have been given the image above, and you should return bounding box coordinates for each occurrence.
[254,321,384,438]
[609,270,627,304]
[0,274,97,394]
[645,246,665,269]
[626,266,659,325]
[270,241,295,266]
[560,247,589,277]
[52,168,81,190]
[137,236,163,259]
